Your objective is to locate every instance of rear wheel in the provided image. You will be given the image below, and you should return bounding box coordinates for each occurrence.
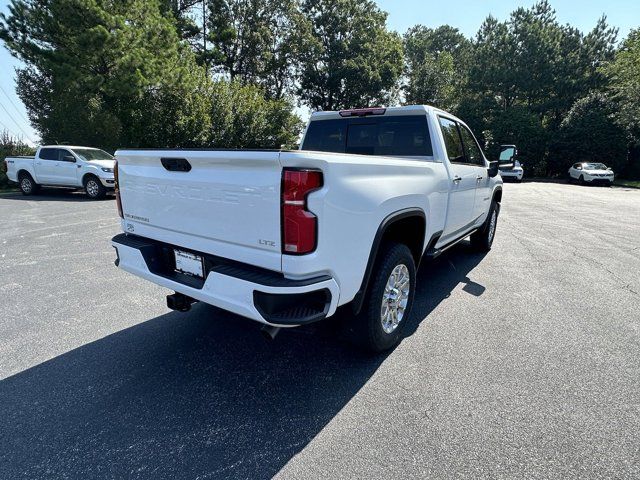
[471,201,499,252]
[18,172,40,195]
[84,175,106,199]
[352,243,416,352]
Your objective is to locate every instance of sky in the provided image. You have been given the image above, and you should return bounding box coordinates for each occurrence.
[0,0,638,146]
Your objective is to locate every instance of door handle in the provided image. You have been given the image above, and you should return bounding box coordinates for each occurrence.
[476,175,484,181]
[452,176,462,184]
[36,162,42,165]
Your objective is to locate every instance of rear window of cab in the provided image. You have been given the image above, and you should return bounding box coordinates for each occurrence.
[301,116,433,157]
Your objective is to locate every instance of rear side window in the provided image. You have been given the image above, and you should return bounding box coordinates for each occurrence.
[438,117,465,163]
[302,116,433,157]
[39,148,60,161]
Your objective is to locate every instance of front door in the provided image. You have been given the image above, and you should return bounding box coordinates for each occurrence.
[458,124,491,221]
[55,149,79,185]
[438,116,479,242]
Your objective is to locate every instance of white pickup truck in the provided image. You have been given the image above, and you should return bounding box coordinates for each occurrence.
[5,145,116,199]
[112,105,513,351]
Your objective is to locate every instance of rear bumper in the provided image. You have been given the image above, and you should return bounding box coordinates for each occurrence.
[111,234,339,327]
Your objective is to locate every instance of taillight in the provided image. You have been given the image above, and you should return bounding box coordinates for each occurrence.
[114,159,123,219]
[282,169,323,254]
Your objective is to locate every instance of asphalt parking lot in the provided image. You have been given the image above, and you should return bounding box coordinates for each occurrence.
[0,182,639,479]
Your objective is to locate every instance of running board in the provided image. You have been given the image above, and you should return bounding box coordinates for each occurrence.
[424,228,478,260]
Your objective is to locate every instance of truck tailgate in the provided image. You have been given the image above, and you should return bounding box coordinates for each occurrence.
[115,150,283,272]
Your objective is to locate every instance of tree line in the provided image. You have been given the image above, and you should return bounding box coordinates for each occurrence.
[1,0,639,178]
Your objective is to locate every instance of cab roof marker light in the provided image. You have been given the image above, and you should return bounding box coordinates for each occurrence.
[339,108,386,117]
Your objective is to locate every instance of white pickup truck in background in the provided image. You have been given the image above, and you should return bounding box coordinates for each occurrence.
[5,145,116,199]
[111,105,514,351]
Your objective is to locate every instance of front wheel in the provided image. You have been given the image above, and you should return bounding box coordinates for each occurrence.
[579,175,585,185]
[352,243,416,352]
[471,201,499,252]
[84,176,106,199]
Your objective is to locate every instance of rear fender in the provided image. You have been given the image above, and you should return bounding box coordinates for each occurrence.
[351,208,426,315]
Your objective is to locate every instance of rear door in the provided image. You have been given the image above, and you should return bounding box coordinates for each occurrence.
[115,150,283,272]
[35,148,62,184]
[438,117,479,240]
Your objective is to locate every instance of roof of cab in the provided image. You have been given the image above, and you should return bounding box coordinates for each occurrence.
[39,145,101,150]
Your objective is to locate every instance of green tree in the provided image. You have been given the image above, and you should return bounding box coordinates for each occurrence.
[605,29,640,141]
[550,93,627,175]
[0,130,34,189]
[403,25,471,110]
[206,80,302,148]
[605,29,640,178]
[404,52,456,109]
[1,0,210,151]
[204,0,302,98]
[461,1,618,175]
[297,0,403,110]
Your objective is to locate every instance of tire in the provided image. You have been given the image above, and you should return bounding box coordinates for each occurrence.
[84,175,106,199]
[516,177,523,183]
[18,172,40,195]
[352,243,416,352]
[579,174,585,185]
[471,201,499,252]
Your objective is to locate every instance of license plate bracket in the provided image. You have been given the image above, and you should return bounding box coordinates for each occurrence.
[174,249,204,278]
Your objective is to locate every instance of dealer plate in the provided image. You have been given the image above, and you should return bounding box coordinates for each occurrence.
[174,249,204,278]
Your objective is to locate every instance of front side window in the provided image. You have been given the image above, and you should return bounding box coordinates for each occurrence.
[438,117,465,164]
[59,150,75,161]
[458,125,485,166]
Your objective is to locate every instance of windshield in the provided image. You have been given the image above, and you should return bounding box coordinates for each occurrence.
[72,148,113,161]
[584,163,608,170]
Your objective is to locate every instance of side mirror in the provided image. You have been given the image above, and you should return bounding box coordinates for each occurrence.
[63,154,76,162]
[488,161,499,178]
[498,145,517,169]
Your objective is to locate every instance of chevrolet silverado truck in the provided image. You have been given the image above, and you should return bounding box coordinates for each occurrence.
[111,105,514,351]
[5,145,116,199]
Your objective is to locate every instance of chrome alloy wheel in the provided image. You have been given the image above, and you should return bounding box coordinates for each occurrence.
[21,177,32,193]
[381,264,410,334]
[86,179,100,197]
[488,209,497,244]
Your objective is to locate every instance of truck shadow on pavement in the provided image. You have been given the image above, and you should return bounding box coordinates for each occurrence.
[0,244,485,479]
[404,241,487,337]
